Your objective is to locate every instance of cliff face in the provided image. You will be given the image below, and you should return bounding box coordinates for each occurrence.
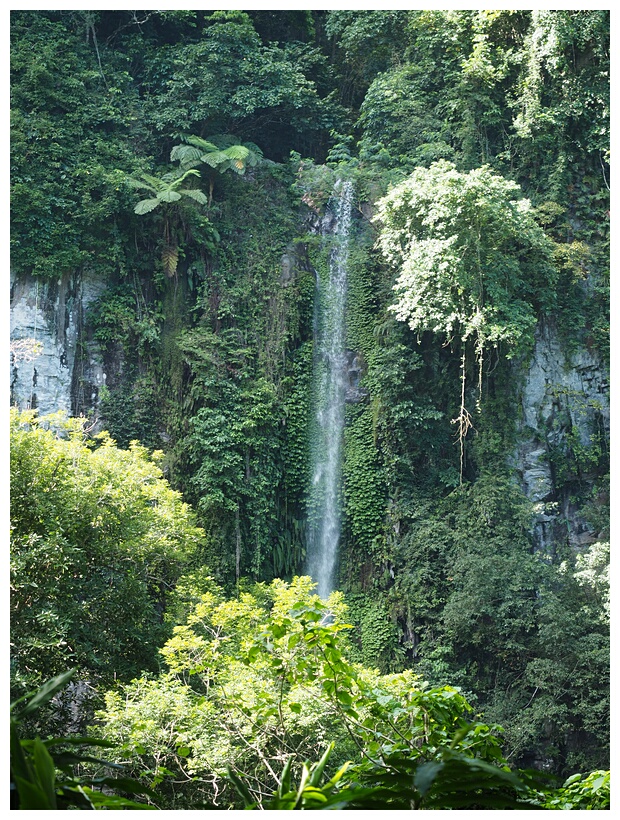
[515,321,609,552]
[10,262,609,559]
[10,270,106,417]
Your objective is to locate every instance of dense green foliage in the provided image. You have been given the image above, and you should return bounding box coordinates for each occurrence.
[10,410,205,701]
[11,670,159,809]
[11,8,609,804]
[377,162,555,361]
[90,577,606,810]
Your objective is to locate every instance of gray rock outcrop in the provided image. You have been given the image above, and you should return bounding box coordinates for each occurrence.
[10,270,106,417]
[514,321,609,552]
[344,351,369,404]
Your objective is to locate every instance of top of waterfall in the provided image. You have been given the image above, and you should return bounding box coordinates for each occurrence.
[321,179,354,236]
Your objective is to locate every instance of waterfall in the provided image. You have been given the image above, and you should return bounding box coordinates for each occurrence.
[307,179,354,598]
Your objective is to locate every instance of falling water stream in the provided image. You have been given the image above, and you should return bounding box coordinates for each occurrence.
[306,179,354,598]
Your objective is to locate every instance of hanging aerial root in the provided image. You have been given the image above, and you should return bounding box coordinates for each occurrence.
[451,405,473,483]
[451,352,474,484]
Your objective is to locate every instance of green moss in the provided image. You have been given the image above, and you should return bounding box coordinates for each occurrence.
[343,404,387,559]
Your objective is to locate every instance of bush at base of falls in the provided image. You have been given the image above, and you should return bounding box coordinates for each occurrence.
[10,409,207,705]
[89,574,609,810]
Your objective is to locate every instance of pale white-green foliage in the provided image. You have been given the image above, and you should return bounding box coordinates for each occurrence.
[376,160,554,358]
[573,541,610,624]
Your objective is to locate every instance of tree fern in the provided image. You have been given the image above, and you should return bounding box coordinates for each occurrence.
[126,168,205,214]
[125,167,210,277]
[171,134,263,176]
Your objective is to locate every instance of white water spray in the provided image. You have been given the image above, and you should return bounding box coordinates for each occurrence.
[307,179,354,598]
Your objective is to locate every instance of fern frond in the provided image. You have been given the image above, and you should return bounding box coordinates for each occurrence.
[202,151,231,170]
[162,245,179,278]
[171,144,203,166]
[125,177,157,194]
[242,141,263,160]
[224,145,250,161]
[134,198,160,215]
[137,172,166,189]
[158,190,182,203]
[211,136,262,162]
[184,135,219,153]
[182,189,209,205]
[168,169,201,189]
[224,146,250,174]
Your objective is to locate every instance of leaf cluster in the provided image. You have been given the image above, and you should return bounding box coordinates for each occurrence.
[376,160,556,357]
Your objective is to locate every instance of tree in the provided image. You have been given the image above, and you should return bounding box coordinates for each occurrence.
[10,409,206,702]
[171,133,265,206]
[145,10,343,161]
[375,160,556,477]
[128,168,207,216]
[10,11,142,278]
[93,575,609,809]
[94,575,529,808]
[388,475,610,775]
[126,168,209,277]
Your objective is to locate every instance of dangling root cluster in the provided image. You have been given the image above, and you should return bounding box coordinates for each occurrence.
[451,352,475,483]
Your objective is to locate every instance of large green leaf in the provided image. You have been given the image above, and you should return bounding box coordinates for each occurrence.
[158,189,182,203]
[13,775,53,810]
[168,168,201,187]
[32,739,57,808]
[227,767,256,808]
[202,149,232,170]
[134,198,161,214]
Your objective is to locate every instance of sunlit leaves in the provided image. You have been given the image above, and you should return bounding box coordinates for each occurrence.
[125,168,205,216]
[10,409,205,692]
[93,575,517,808]
[171,134,264,176]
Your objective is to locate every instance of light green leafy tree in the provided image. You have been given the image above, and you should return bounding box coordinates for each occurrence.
[10,409,205,704]
[94,575,539,809]
[93,575,609,809]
